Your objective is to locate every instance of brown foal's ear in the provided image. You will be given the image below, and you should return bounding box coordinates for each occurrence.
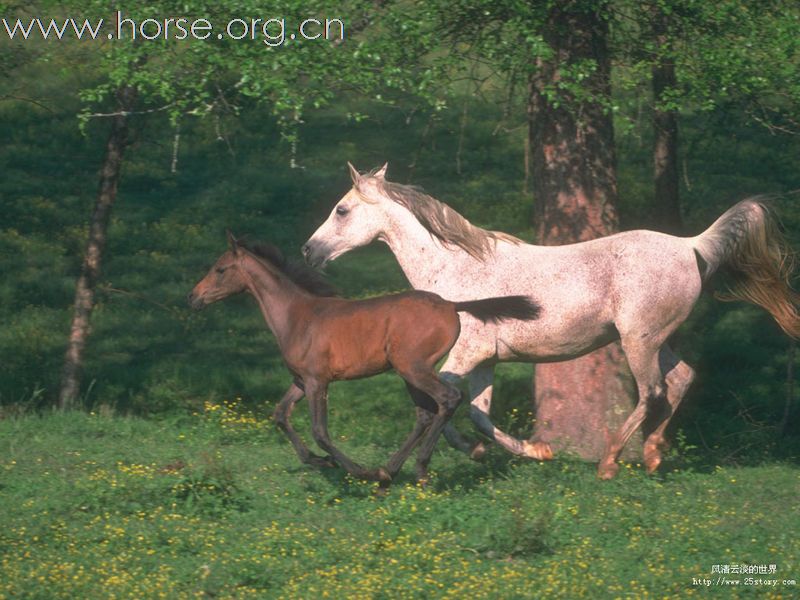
[226,230,239,255]
[347,161,362,188]
[374,162,388,179]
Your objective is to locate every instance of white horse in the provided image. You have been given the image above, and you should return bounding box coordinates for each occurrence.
[302,163,799,478]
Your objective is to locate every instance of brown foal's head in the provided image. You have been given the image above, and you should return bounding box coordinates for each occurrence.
[188,231,248,310]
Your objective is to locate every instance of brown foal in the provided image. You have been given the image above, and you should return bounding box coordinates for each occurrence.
[188,233,540,485]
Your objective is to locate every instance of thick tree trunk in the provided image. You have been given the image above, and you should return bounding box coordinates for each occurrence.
[58,86,136,409]
[528,4,639,460]
[651,13,682,234]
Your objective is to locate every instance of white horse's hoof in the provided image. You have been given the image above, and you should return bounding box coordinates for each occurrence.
[522,440,553,461]
[597,461,619,480]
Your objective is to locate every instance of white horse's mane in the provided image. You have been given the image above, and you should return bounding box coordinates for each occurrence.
[363,170,521,260]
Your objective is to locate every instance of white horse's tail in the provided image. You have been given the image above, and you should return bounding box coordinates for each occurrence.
[691,197,800,338]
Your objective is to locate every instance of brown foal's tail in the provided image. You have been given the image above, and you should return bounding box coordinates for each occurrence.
[453,295,541,323]
[692,197,800,338]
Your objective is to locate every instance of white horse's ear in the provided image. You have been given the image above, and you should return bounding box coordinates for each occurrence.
[374,162,388,179]
[347,162,361,187]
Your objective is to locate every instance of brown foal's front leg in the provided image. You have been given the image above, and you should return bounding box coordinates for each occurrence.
[272,382,335,468]
[381,382,438,484]
[305,381,391,483]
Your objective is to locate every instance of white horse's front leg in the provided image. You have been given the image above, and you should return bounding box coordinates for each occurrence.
[467,365,553,461]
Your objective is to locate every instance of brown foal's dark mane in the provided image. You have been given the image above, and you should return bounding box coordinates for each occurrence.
[239,240,338,297]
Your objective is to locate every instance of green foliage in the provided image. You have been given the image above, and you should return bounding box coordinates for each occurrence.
[615,0,800,132]
[401,0,800,138]
[25,0,450,135]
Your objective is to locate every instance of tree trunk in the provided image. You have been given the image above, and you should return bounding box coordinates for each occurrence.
[528,4,639,460]
[651,12,682,234]
[58,86,136,409]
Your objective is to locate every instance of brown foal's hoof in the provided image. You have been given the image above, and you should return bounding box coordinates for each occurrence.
[374,467,392,483]
[373,484,391,497]
[469,442,487,461]
[522,440,554,461]
[414,468,429,487]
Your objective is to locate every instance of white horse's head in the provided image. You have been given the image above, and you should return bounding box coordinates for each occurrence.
[302,162,392,268]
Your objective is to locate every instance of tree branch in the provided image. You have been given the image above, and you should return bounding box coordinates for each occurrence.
[83,103,174,119]
[0,93,53,112]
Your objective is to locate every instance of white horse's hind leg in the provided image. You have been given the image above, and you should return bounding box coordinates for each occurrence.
[598,339,663,479]
[440,337,552,461]
[642,346,695,473]
[466,365,553,461]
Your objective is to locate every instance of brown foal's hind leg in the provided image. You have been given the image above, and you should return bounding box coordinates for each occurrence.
[384,405,435,482]
[272,383,335,468]
[439,368,486,460]
[440,370,486,460]
[382,382,439,481]
[443,423,485,458]
[400,370,463,484]
[305,382,391,483]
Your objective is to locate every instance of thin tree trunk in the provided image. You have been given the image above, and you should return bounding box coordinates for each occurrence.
[58,86,136,409]
[528,3,639,460]
[651,12,682,234]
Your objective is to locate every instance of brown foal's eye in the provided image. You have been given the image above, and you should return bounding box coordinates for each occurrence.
[216,266,227,274]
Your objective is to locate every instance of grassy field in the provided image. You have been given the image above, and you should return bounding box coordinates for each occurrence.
[1,402,799,599]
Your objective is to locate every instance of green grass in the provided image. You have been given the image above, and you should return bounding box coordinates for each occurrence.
[1,407,798,598]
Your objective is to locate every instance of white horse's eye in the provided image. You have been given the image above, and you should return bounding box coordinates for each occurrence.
[335,205,350,217]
